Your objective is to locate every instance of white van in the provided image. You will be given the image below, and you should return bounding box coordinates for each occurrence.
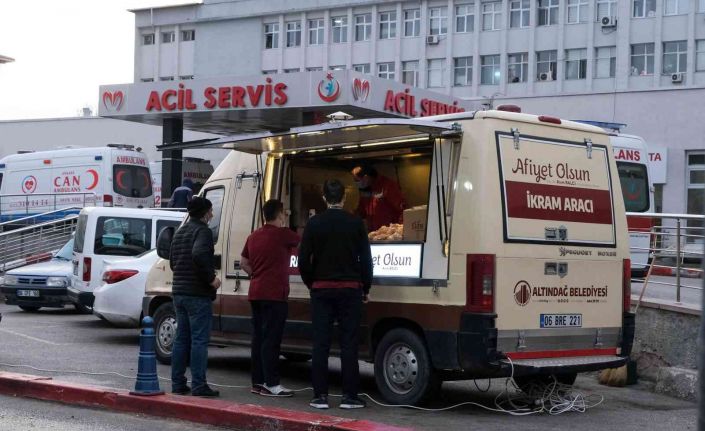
[150,158,214,207]
[69,207,184,308]
[0,145,154,221]
[146,110,633,405]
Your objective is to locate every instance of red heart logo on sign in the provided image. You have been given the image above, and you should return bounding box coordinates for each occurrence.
[352,78,370,102]
[102,91,124,112]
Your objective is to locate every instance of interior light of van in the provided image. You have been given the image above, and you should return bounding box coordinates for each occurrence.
[463,181,473,191]
[103,269,139,284]
[298,131,325,137]
[538,115,562,125]
[83,257,92,282]
[623,259,631,312]
[466,254,495,313]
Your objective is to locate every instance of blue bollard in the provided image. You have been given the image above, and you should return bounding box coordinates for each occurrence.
[130,316,164,396]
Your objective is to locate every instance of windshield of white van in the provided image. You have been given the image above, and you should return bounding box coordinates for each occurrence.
[617,161,649,212]
[113,165,152,198]
[94,216,152,256]
[73,214,88,253]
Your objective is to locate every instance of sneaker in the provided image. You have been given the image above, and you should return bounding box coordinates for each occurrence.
[309,395,329,409]
[171,385,190,395]
[251,384,264,394]
[339,395,366,409]
[192,386,220,398]
[259,384,294,397]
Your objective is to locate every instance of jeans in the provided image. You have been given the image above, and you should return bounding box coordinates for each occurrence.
[311,288,363,398]
[250,300,288,387]
[171,295,213,392]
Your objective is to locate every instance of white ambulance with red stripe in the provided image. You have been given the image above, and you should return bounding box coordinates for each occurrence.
[0,145,154,221]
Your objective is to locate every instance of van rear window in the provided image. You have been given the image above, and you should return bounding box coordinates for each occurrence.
[73,214,88,253]
[617,162,649,212]
[113,165,152,198]
[94,216,152,256]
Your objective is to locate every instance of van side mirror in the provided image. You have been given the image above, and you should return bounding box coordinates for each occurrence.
[157,226,175,260]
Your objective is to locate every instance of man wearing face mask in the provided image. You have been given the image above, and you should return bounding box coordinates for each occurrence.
[241,199,300,397]
[170,196,222,397]
[351,164,405,232]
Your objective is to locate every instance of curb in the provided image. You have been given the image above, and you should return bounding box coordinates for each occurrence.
[0,372,413,431]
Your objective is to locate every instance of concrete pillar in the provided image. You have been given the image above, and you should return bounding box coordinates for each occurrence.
[161,118,183,208]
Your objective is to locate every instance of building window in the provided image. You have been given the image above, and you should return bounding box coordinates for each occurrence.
[355,14,372,41]
[454,57,473,86]
[308,19,324,45]
[456,4,475,33]
[353,63,371,74]
[379,11,397,39]
[663,41,687,74]
[687,152,705,240]
[140,78,154,82]
[594,46,616,78]
[404,9,421,36]
[378,62,396,80]
[507,52,528,82]
[630,43,655,75]
[482,2,502,31]
[286,21,302,47]
[429,7,449,35]
[161,31,175,43]
[700,0,705,12]
[332,16,348,43]
[664,0,688,15]
[142,33,155,45]
[160,76,175,81]
[538,0,559,25]
[565,48,587,79]
[510,0,530,28]
[536,50,557,80]
[567,0,588,23]
[696,40,705,71]
[481,55,500,84]
[402,61,419,86]
[306,67,323,71]
[179,75,194,80]
[597,0,617,18]
[262,70,278,74]
[264,23,279,49]
[181,30,195,41]
[633,0,656,17]
[329,65,345,70]
[284,68,300,73]
[427,59,445,87]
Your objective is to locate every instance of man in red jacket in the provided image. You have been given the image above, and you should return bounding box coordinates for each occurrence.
[241,199,300,397]
[351,164,405,232]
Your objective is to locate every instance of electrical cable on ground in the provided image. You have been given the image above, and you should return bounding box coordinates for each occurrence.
[0,359,603,415]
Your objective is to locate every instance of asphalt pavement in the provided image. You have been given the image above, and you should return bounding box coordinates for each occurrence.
[0,302,697,431]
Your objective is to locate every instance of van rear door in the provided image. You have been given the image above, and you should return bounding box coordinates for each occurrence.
[494,131,626,360]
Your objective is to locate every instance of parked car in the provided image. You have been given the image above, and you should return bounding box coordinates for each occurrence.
[93,250,159,327]
[69,207,184,309]
[1,238,77,312]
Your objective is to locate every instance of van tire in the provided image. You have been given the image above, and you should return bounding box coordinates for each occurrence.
[153,302,176,365]
[19,306,40,312]
[374,328,441,406]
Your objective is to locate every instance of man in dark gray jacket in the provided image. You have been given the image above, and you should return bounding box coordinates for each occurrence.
[169,196,221,397]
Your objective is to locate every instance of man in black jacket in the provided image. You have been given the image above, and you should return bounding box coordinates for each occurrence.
[298,179,373,410]
[169,196,221,397]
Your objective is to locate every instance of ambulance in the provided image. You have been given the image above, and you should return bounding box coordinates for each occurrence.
[149,158,214,206]
[145,109,634,405]
[0,145,154,221]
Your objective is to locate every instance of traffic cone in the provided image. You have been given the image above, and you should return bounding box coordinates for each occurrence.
[130,316,164,396]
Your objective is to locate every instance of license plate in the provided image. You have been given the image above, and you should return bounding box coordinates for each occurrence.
[540,313,582,328]
[17,290,40,298]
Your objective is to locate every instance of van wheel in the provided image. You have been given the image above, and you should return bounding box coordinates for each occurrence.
[153,302,176,365]
[374,328,441,406]
[514,372,578,393]
[19,306,41,312]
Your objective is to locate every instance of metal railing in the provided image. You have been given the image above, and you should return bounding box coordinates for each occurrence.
[0,214,78,273]
[628,212,704,309]
[0,192,97,217]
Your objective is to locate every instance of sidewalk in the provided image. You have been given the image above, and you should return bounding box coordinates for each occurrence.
[0,371,412,431]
